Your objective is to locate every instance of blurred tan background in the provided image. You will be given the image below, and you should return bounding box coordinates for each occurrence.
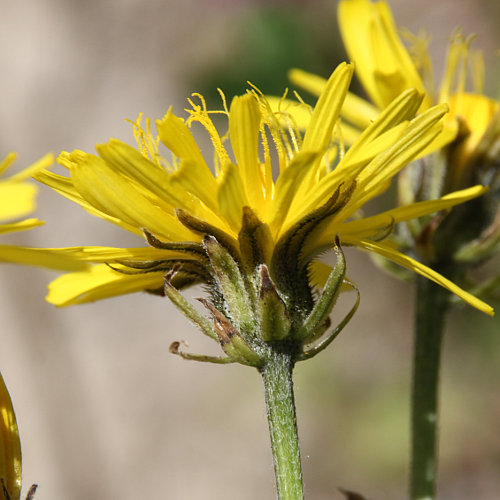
[0,0,499,498]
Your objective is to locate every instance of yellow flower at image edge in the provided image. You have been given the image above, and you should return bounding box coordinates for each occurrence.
[0,371,22,500]
[0,153,46,236]
[288,0,499,187]
[35,63,492,317]
[0,153,86,271]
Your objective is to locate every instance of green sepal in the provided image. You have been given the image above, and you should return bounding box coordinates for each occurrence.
[175,208,240,261]
[304,316,331,345]
[229,335,263,367]
[111,259,210,283]
[295,239,346,342]
[258,265,291,342]
[163,268,218,341]
[203,235,255,334]
[238,206,274,275]
[453,217,500,263]
[298,280,360,361]
[143,228,207,259]
[146,267,201,295]
[198,299,262,367]
[271,181,355,313]
[169,341,234,364]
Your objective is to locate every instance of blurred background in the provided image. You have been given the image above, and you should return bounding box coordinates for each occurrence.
[1,0,499,498]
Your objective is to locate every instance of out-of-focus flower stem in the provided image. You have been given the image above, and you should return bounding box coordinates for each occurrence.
[260,352,304,500]
[411,274,452,500]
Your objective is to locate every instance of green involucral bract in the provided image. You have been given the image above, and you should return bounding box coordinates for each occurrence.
[163,230,357,367]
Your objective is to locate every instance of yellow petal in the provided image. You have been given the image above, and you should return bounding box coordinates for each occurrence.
[6,153,54,182]
[342,120,409,168]
[291,93,436,223]
[229,93,264,208]
[308,260,356,291]
[266,91,367,146]
[156,107,208,168]
[340,185,487,238]
[417,119,458,158]
[288,68,326,97]
[36,246,193,263]
[97,140,223,228]
[338,0,428,109]
[0,218,44,235]
[96,140,173,204]
[343,92,380,130]
[0,246,88,270]
[269,151,319,236]
[0,371,22,500]
[265,95,312,131]
[302,62,354,152]
[35,167,143,236]
[344,237,494,315]
[152,112,221,212]
[288,68,378,130]
[448,93,500,155]
[303,90,423,210]
[350,104,448,210]
[216,162,249,232]
[438,34,468,103]
[339,88,423,173]
[47,265,165,306]
[292,63,354,204]
[69,151,192,242]
[0,152,17,176]
[169,160,220,215]
[338,121,363,145]
[0,183,38,222]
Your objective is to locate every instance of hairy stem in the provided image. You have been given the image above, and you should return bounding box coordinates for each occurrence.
[260,352,304,500]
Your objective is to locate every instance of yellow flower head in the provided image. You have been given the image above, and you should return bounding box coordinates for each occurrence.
[289,0,499,189]
[0,371,22,500]
[34,63,492,325]
[0,153,49,236]
[0,153,85,271]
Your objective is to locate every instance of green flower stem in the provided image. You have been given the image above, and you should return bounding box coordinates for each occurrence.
[410,274,451,500]
[260,352,304,500]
